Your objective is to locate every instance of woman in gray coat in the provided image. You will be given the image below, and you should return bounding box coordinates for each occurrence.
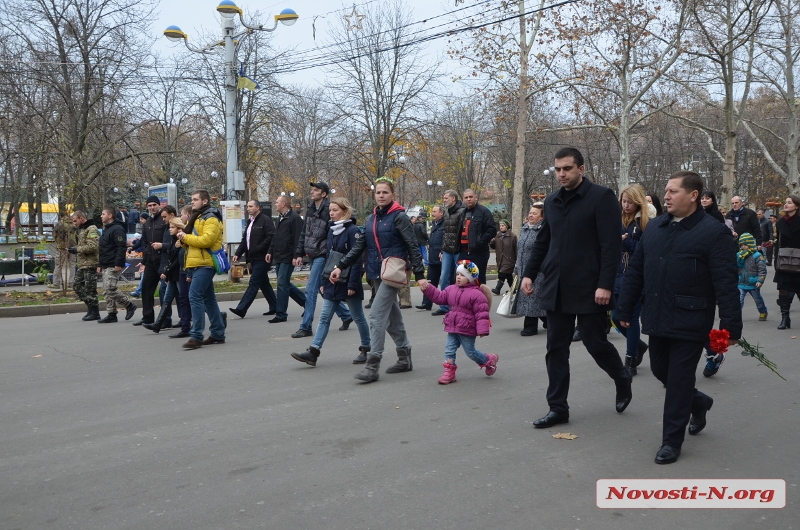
[514,203,547,335]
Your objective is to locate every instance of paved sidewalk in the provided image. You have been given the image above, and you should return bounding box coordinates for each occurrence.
[0,273,796,529]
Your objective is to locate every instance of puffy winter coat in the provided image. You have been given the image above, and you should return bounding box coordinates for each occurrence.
[182,208,224,270]
[737,250,766,290]
[423,283,491,336]
[441,200,465,254]
[321,217,364,301]
[296,198,333,259]
[75,220,99,270]
[617,205,742,342]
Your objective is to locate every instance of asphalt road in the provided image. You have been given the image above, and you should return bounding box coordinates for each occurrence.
[1,279,797,529]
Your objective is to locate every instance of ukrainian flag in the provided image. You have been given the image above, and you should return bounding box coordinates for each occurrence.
[237,65,260,91]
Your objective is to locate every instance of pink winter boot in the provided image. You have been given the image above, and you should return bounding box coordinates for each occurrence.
[480,353,499,376]
[438,361,458,384]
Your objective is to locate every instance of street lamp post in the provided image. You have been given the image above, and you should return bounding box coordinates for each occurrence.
[164,1,298,200]
[543,166,555,193]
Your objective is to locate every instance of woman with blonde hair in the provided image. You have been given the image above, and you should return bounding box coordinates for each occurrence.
[292,196,371,366]
[611,184,649,375]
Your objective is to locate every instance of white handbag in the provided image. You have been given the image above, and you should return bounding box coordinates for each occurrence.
[496,275,522,318]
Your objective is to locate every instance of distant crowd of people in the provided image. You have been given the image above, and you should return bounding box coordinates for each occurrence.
[57,146,800,466]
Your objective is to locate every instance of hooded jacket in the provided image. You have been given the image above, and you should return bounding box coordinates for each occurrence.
[423,283,491,336]
[182,207,224,269]
[337,202,425,281]
[99,220,128,268]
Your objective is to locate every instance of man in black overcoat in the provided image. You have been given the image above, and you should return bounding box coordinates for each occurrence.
[617,171,741,464]
[521,147,631,429]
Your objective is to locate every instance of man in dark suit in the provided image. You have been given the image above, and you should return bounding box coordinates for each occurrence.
[617,171,741,464]
[229,200,277,318]
[521,147,632,429]
[266,195,306,323]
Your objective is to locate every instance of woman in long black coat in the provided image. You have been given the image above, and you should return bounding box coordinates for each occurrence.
[774,195,800,330]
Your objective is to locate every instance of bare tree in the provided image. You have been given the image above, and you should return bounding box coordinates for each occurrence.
[324,0,441,190]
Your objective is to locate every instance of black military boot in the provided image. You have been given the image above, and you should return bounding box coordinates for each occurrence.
[82,304,101,321]
[353,345,370,364]
[291,346,321,367]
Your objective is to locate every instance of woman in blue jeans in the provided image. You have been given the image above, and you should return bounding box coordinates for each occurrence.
[291,197,370,366]
[611,184,650,375]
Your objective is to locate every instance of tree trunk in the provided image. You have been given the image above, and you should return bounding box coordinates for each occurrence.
[512,0,529,235]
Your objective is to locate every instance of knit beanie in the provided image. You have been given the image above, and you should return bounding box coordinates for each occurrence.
[146,195,161,206]
[500,219,510,229]
[738,232,755,248]
[456,260,480,284]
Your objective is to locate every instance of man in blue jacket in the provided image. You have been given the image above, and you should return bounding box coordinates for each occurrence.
[617,171,742,464]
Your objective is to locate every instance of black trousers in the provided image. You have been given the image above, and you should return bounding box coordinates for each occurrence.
[544,311,627,414]
[141,263,171,323]
[649,336,711,448]
[420,263,441,308]
[235,260,276,314]
[458,251,489,285]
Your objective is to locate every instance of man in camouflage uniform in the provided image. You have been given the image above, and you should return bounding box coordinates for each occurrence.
[52,215,77,289]
[70,211,100,321]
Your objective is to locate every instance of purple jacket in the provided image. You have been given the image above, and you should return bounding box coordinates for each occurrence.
[423,283,491,336]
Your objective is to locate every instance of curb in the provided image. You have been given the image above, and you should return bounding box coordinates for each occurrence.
[0,273,500,318]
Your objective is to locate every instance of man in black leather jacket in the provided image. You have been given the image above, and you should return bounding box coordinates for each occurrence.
[457,189,496,285]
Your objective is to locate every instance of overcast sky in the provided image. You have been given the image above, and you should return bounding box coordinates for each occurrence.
[153,0,472,87]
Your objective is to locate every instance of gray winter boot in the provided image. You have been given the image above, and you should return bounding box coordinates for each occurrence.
[291,346,321,367]
[353,345,370,364]
[385,347,413,373]
[355,354,381,382]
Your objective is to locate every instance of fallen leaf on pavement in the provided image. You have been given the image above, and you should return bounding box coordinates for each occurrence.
[32,355,42,358]
[552,432,577,440]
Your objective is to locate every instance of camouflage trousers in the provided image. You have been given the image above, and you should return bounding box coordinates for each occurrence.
[73,267,98,307]
[102,268,130,313]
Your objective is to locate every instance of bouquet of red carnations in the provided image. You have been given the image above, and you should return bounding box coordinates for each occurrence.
[709,329,786,380]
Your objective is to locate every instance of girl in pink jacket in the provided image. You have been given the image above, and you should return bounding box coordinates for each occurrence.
[418,260,498,384]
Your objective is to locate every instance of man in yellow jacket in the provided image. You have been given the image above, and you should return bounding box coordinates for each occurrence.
[176,189,226,349]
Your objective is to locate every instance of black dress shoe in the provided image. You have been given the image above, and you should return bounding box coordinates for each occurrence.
[532,411,569,428]
[339,318,353,331]
[688,396,713,435]
[520,328,538,336]
[291,328,313,338]
[268,317,287,323]
[169,330,191,339]
[415,305,431,310]
[571,327,582,342]
[655,445,681,464]
[132,319,148,326]
[615,377,633,413]
[399,304,412,309]
[431,309,448,316]
[229,307,245,318]
[263,310,277,316]
[636,340,648,367]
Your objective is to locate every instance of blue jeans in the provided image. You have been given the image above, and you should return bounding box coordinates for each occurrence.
[311,298,370,349]
[188,266,225,341]
[236,260,276,315]
[419,245,429,267]
[444,333,488,365]
[739,287,768,313]
[437,251,458,312]
[612,295,643,358]
[301,256,351,331]
[275,262,306,320]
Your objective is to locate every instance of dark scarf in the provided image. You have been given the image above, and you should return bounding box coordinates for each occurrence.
[785,212,797,225]
[184,204,210,234]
